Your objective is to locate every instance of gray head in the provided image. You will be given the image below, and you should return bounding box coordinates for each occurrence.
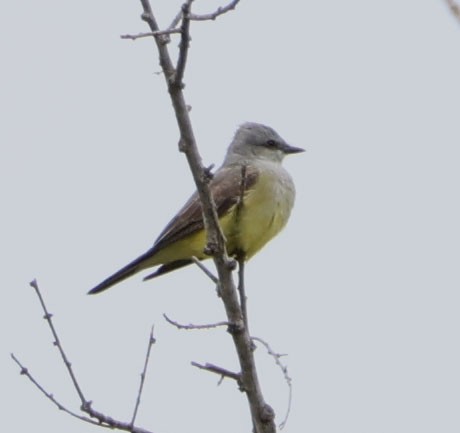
[224,122,304,165]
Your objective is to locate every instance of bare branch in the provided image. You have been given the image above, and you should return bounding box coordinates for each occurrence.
[191,256,219,284]
[131,326,156,427]
[163,313,229,330]
[10,354,102,428]
[138,2,277,431]
[252,337,292,430]
[174,1,192,89]
[29,279,87,405]
[190,0,241,21]
[11,352,154,433]
[191,361,241,382]
[15,281,156,433]
[237,257,249,327]
[168,9,184,31]
[121,29,180,41]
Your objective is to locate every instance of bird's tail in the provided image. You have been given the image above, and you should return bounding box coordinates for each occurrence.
[88,251,153,295]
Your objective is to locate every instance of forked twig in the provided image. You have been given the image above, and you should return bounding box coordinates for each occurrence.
[12,280,155,433]
[123,0,240,42]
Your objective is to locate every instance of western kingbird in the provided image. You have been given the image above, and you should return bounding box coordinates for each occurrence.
[88,122,304,294]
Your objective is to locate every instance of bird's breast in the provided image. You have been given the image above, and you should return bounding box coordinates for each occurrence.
[225,164,296,259]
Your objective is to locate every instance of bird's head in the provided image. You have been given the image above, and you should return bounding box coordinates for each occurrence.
[225,122,304,164]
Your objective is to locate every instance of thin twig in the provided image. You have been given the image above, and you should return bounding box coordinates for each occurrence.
[168,9,183,31]
[190,0,240,21]
[191,361,241,382]
[16,281,155,433]
[237,258,248,328]
[164,313,228,330]
[121,29,181,40]
[252,336,292,429]
[131,326,156,427]
[174,1,192,87]
[235,165,249,328]
[29,279,87,405]
[10,354,102,428]
[191,256,219,283]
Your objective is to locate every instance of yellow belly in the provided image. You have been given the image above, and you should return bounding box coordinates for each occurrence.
[146,164,295,266]
[225,168,295,259]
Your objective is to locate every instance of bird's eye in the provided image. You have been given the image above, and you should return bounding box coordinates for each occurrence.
[265,139,277,148]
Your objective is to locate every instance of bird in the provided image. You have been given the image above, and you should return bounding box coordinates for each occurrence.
[88,122,304,294]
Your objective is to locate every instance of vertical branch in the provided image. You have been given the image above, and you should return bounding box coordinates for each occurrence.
[130,326,156,427]
[138,2,276,432]
[237,258,248,328]
[174,1,192,87]
[139,0,228,261]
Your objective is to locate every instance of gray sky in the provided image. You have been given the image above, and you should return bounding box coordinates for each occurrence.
[2,1,460,432]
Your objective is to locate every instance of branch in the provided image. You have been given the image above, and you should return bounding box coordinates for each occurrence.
[138,2,276,432]
[190,0,241,21]
[191,256,219,284]
[29,279,87,405]
[121,29,180,40]
[121,1,240,43]
[163,313,229,330]
[13,280,155,433]
[131,326,156,427]
[10,354,103,429]
[139,0,229,260]
[191,361,241,382]
[174,1,192,87]
[252,337,292,430]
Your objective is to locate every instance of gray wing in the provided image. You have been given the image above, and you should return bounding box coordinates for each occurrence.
[88,164,258,293]
[151,164,258,253]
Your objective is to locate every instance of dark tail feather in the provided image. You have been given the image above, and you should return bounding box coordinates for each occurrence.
[143,259,193,281]
[88,252,154,295]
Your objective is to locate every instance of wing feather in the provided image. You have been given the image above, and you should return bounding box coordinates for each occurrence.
[150,164,258,254]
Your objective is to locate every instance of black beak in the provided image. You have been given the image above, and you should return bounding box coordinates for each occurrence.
[281,142,305,155]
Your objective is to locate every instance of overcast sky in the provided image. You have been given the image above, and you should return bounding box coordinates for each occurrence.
[2,1,460,432]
